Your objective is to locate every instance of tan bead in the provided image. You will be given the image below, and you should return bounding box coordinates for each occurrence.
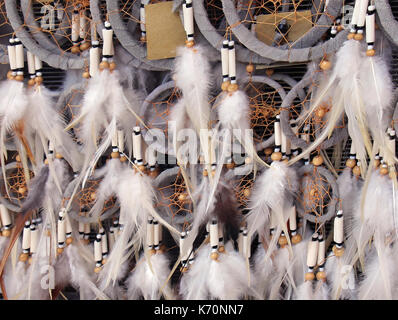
[347,33,355,40]
[291,233,302,244]
[140,36,147,42]
[332,245,345,257]
[246,64,255,74]
[44,158,49,165]
[18,186,27,195]
[15,74,24,82]
[374,159,380,169]
[180,266,189,273]
[28,78,36,86]
[265,69,274,77]
[185,40,195,48]
[66,237,73,245]
[345,158,356,169]
[319,60,332,71]
[226,162,235,169]
[111,151,120,159]
[316,271,327,282]
[149,248,156,255]
[99,61,110,70]
[101,258,107,265]
[55,153,63,159]
[366,49,375,57]
[210,251,219,261]
[2,229,11,237]
[271,152,282,162]
[227,83,239,93]
[264,147,273,156]
[109,62,117,71]
[354,33,364,41]
[57,247,64,255]
[19,253,29,262]
[316,107,326,118]
[218,245,225,253]
[337,25,344,32]
[82,71,90,79]
[379,166,389,176]
[35,76,43,85]
[148,170,159,178]
[305,272,315,281]
[90,192,96,200]
[211,170,216,177]
[312,155,324,166]
[79,41,90,51]
[119,155,127,163]
[138,165,146,172]
[203,169,208,176]
[94,266,102,273]
[7,71,14,80]
[278,235,288,248]
[243,188,251,198]
[71,46,80,54]
[353,165,361,177]
[221,81,230,91]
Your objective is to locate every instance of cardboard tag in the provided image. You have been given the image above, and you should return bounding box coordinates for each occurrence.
[146,1,186,60]
[255,10,313,46]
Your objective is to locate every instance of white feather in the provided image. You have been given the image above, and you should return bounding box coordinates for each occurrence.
[294,280,314,300]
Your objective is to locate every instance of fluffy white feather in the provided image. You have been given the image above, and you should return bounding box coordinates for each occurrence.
[294,280,314,300]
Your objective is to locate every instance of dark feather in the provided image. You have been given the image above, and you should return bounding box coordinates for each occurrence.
[21,165,49,213]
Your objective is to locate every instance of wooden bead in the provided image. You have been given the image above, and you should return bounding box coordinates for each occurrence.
[140,35,147,42]
[71,46,80,54]
[57,247,64,255]
[379,166,389,176]
[7,71,14,80]
[90,192,96,200]
[271,152,282,162]
[19,253,29,262]
[44,158,49,165]
[218,245,225,253]
[337,25,344,32]
[18,186,27,195]
[345,158,356,169]
[28,79,36,86]
[347,33,355,40]
[246,64,254,74]
[291,233,302,244]
[226,162,235,169]
[119,155,127,162]
[353,165,361,177]
[210,251,219,261]
[243,188,251,198]
[316,271,327,282]
[180,266,189,273]
[354,33,363,41]
[82,71,90,79]
[221,81,230,91]
[101,258,107,265]
[35,76,43,85]
[148,170,159,178]
[265,69,274,76]
[15,74,24,82]
[319,60,332,71]
[305,272,315,281]
[366,49,375,57]
[312,155,324,166]
[264,147,273,156]
[99,61,109,70]
[332,245,345,257]
[94,266,102,273]
[211,170,216,177]
[55,153,63,159]
[278,235,288,248]
[185,40,195,48]
[2,229,11,237]
[111,151,120,159]
[137,165,146,172]
[79,42,90,51]
[203,169,208,176]
[109,62,117,71]
[227,83,239,93]
[373,159,380,169]
[149,248,156,255]
[66,237,73,245]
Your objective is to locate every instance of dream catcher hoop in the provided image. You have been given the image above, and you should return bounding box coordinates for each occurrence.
[221,0,350,63]
[5,0,85,69]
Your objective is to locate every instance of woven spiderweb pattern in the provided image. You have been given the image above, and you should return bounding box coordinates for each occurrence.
[297,167,334,228]
[66,177,117,216]
[156,169,193,230]
[0,160,33,206]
